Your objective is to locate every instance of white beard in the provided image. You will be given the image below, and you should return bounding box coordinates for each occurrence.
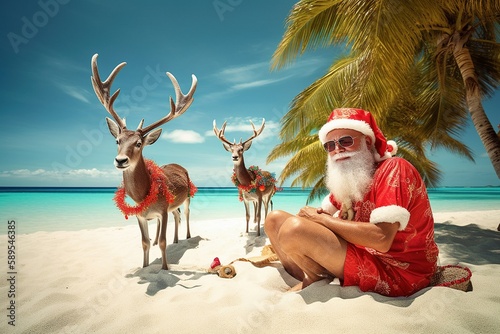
[324,141,376,205]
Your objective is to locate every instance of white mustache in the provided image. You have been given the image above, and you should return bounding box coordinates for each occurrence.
[331,151,359,162]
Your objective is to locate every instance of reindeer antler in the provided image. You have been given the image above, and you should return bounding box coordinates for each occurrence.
[91,53,197,134]
[139,72,197,134]
[241,119,265,146]
[213,119,266,147]
[213,120,234,146]
[91,53,127,129]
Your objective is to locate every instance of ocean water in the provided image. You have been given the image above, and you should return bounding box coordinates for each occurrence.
[1,187,499,235]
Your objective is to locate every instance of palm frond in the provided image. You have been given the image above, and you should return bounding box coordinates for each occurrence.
[272,0,344,70]
[270,0,500,192]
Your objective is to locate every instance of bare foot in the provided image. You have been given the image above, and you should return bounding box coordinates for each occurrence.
[287,276,334,292]
[287,282,304,292]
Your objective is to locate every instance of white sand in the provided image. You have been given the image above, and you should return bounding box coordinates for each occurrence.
[1,210,499,333]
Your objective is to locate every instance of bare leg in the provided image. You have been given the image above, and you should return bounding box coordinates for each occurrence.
[264,210,305,281]
[265,210,347,290]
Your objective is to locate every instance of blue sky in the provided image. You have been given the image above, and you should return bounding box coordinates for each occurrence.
[1,0,499,188]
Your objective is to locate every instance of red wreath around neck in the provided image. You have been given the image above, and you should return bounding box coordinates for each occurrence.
[231,165,278,201]
[113,159,196,219]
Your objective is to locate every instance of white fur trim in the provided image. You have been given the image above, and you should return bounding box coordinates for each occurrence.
[374,150,393,162]
[387,140,398,156]
[319,119,375,144]
[321,195,338,215]
[369,205,410,231]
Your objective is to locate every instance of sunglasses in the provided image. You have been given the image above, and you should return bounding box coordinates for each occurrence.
[323,136,357,152]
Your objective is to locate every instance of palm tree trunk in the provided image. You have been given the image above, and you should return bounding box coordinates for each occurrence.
[452,33,500,178]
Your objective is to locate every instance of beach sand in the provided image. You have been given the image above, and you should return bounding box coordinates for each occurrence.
[1,210,499,333]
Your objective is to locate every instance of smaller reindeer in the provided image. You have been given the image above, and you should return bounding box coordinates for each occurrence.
[91,54,197,270]
[213,119,277,236]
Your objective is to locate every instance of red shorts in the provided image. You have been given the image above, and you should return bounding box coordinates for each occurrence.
[342,243,432,297]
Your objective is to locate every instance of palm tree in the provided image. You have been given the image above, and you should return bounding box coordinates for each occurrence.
[268,0,500,201]
[425,1,500,175]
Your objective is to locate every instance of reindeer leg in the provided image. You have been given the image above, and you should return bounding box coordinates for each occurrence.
[184,197,191,239]
[159,213,169,270]
[253,201,258,224]
[256,199,262,236]
[153,218,160,246]
[172,208,180,244]
[137,216,150,268]
[244,200,250,234]
[263,195,270,218]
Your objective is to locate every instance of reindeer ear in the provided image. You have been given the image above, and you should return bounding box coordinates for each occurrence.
[243,140,252,151]
[106,117,121,138]
[222,142,232,152]
[144,128,162,146]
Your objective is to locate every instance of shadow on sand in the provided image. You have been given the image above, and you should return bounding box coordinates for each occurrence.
[434,221,500,265]
[126,235,207,296]
[244,227,268,255]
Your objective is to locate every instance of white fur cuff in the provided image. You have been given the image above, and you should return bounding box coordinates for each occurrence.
[321,195,338,215]
[370,205,410,231]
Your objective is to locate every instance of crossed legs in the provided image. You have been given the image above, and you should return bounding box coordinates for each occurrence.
[264,210,348,290]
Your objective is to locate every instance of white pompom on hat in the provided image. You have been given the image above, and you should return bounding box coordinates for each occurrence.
[318,108,398,162]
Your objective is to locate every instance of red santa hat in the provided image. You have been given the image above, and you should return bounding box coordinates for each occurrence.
[318,108,398,162]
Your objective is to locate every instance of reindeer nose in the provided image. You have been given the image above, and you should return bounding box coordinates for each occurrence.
[115,157,129,167]
[232,155,238,161]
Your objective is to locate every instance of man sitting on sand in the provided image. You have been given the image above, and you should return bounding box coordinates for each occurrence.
[265,108,439,297]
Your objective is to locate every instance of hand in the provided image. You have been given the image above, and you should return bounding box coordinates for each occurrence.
[297,206,325,221]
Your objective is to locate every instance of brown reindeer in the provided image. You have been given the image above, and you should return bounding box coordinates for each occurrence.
[91,54,197,270]
[213,119,277,236]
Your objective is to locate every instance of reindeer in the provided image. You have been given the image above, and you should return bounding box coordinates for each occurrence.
[213,119,277,236]
[91,54,197,270]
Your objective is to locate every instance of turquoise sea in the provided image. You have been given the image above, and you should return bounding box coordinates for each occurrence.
[1,187,499,235]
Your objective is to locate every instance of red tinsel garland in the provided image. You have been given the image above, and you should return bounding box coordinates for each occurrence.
[188,181,198,198]
[114,159,183,219]
[231,165,279,201]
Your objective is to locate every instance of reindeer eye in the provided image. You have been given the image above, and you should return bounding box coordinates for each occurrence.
[116,139,120,145]
[136,141,142,148]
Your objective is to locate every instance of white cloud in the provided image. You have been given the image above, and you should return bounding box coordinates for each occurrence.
[58,83,91,103]
[67,168,116,177]
[201,56,329,103]
[217,56,327,87]
[39,54,92,103]
[216,61,285,91]
[45,55,88,73]
[219,62,269,83]
[161,129,205,143]
[232,77,289,90]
